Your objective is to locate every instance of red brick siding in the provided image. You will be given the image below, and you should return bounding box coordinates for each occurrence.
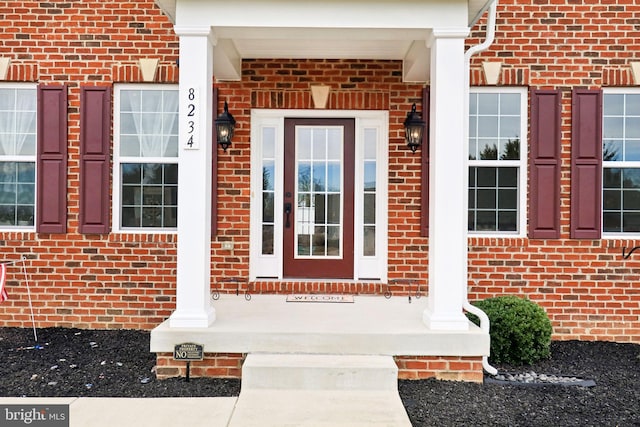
[154,353,483,382]
[0,0,638,345]
[395,356,484,383]
[0,1,179,330]
[466,0,640,343]
[156,352,244,379]
[214,59,425,292]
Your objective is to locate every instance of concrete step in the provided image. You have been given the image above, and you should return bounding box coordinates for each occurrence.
[228,389,412,427]
[241,353,398,391]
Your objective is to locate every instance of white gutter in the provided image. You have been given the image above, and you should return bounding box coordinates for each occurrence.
[463,301,497,375]
[463,0,499,376]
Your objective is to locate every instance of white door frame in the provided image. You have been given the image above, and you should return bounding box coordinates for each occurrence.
[249,109,388,282]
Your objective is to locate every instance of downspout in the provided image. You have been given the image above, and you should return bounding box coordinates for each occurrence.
[462,0,499,376]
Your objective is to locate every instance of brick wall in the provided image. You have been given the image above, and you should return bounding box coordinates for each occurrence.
[465,0,640,343]
[213,59,426,293]
[0,0,639,344]
[154,353,484,383]
[395,356,484,382]
[156,352,244,378]
[0,0,180,329]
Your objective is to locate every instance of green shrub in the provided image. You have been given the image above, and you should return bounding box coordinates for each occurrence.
[467,296,552,365]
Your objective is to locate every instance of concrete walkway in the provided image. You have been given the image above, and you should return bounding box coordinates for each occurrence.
[0,394,411,426]
[0,397,237,427]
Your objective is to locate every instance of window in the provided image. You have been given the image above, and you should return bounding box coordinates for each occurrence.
[113,85,178,231]
[602,90,640,234]
[0,85,36,228]
[468,88,527,234]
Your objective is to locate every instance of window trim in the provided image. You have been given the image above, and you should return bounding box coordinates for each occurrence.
[468,86,528,237]
[112,83,179,234]
[0,82,38,231]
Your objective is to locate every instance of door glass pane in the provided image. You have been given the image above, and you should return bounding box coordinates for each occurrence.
[363,225,375,256]
[364,162,376,191]
[261,127,276,255]
[327,163,341,192]
[263,127,275,158]
[326,193,341,224]
[312,225,326,256]
[327,129,341,159]
[313,130,326,158]
[364,193,375,224]
[314,194,325,223]
[312,162,326,191]
[298,162,311,191]
[263,193,274,223]
[327,225,340,255]
[295,126,343,258]
[262,225,274,255]
[298,129,311,159]
[363,128,377,257]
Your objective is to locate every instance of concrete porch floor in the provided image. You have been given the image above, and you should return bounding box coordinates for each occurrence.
[150,294,489,357]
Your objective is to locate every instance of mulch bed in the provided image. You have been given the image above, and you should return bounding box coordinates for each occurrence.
[1,327,639,426]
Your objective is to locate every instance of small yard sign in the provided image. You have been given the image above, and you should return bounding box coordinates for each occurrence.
[173,343,204,361]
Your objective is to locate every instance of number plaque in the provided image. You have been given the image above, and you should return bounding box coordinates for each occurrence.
[183,87,199,150]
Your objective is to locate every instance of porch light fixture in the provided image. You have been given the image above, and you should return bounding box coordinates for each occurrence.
[403,103,425,153]
[215,101,236,151]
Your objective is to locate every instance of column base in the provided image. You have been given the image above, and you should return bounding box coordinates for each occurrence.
[423,309,470,331]
[169,307,216,328]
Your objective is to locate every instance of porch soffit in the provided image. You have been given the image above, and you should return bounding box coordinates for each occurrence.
[155,0,493,82]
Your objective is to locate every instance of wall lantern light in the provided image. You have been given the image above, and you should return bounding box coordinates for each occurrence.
[215,101,236,151]
[403,103,425,153]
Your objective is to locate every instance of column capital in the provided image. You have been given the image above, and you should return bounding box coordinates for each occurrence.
[173,26,217,45]
[427,27,470,47]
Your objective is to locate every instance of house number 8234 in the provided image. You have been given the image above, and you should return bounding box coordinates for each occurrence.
[183,87,199,150]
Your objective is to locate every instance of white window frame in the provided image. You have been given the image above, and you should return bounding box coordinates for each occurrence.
[468,87,528,237]
[112,83,179,234]
[249,109,388,282]
[602,87,640,238]
[0,83,37,231]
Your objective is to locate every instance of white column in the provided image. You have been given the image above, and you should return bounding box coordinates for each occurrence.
[169,26,216,328]
[424,28,471,331]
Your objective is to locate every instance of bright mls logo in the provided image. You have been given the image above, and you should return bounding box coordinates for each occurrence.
[1,405,69,426]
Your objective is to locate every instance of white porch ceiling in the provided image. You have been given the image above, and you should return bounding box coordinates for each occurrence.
[155,0,494,82]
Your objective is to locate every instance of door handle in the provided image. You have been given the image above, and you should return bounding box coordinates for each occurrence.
[284,203,292,228]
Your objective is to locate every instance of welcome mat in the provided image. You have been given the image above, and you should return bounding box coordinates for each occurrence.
[286,294,354,303]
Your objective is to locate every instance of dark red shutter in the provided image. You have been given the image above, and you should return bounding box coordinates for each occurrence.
[211,87,218,237]
[420,87,430,237]
[570,89,602,239]
[79,86,111,234]
[37,84,68,234]
[529,89,562,239]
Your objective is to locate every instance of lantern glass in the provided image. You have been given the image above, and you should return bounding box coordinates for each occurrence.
[403,103,425,153]
[215,101,236,151]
